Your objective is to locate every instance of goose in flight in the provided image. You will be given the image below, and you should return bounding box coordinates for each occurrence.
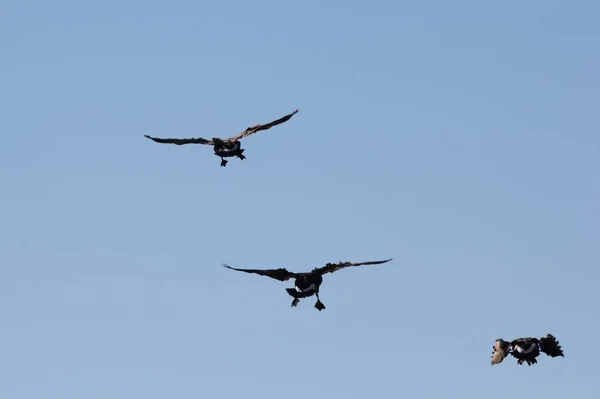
[491,334,564,366]
[222,258,393,311]
[144,109,299,167]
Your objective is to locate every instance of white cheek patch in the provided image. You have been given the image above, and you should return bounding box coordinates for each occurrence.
[217,142,240,153]
[295,283,316,293]
[516,345,535,354]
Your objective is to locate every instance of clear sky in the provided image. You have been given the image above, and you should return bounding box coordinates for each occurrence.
[1,0,599,398]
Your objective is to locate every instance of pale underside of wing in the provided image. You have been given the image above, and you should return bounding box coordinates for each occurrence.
[315,258,393,275]
[144,134,213,145]
[225,109,299,142]
[491,350,507,365]
[222,263,298,282]
[491,339,511,365]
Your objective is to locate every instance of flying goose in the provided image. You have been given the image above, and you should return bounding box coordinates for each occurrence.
[222,258,393,311]
[144,109,299,167]
[491,334,564,366]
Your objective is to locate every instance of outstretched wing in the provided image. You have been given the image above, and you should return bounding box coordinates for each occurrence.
[222,263,298,281]
[314,258,393,275]
[539,334,564,357]
[225,109,299,141]
[144,134,213,145]
[491,339,511,365]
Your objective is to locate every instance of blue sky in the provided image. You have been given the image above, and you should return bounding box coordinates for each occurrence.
[1,0,599,397]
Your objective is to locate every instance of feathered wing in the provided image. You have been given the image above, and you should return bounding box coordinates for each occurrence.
[314,258,393,276]
[539,334,564,357]
[225,109,299,141]
[144,134,213,145]
[222,263,298,281]
[491,339,511,365]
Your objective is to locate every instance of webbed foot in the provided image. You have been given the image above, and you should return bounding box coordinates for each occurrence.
[236,148,246,160]
[220,158,228,167]
[314,300,326,311]
[291,298,300,308]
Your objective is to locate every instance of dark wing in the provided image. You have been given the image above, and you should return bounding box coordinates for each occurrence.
[222,263,298,282]
[491,339,511,365]
[225,109,299,141]
[539,334,564,357]
[144,134,213,145]
[314,258,393,276]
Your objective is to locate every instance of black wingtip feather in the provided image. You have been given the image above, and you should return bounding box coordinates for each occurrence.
[539,334,565,358]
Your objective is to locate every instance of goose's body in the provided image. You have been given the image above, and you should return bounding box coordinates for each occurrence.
[212,139,243,160]
[144,109,299,167]
[511,338,542,365]
[222,258,393,311]
[490,334,564,366]
[290,273,323,296]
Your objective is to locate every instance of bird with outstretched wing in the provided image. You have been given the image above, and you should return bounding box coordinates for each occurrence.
[222,258,393,311]
[490,334,565,367]
[144,109,299,167]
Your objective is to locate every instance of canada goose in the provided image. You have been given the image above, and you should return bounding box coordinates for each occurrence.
[144,109,299,167]
[490,334,564,366]
[222,258,393,311]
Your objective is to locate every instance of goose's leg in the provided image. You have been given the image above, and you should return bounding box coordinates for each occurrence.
[220,157,228,167]
[314,292,326,311]
[286,287,300,308]
[237,149,246,160]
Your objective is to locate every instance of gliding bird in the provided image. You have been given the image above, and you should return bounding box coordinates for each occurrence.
[222,258,393,311]
[144,109,299,167]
